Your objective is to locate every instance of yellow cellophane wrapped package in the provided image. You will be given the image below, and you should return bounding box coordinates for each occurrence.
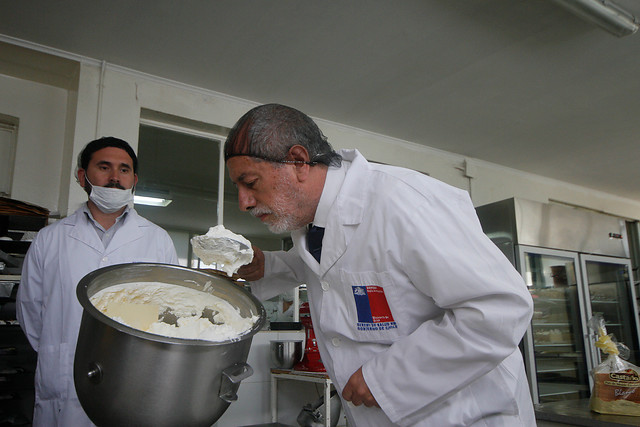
[589,314,640,416]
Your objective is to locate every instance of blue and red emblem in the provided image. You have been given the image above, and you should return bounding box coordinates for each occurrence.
[352,285,398,331]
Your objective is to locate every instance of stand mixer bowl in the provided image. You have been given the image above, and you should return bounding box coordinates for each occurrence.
[270,340,303,369]
[74,263,266,427]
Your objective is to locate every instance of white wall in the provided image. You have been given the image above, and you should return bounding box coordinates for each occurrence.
[0,73,67,214]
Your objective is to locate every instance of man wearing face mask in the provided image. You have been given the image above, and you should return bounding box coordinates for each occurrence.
[17,137,178,426]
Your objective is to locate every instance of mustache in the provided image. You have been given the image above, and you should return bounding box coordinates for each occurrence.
[104,182,126,190]
[250,207,272,217]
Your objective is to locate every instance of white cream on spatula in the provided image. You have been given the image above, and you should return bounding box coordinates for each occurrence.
[191,225,253,277]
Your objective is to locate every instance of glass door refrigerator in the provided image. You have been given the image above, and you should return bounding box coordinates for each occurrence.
[519,246,591,404]
[579,255,640,368]
[476,198,640,405]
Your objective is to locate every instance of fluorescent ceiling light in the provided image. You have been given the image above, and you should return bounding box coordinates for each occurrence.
[134,195,172,207]
[551,0,639,37]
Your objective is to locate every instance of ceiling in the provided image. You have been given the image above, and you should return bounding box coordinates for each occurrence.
[1,1,640,218]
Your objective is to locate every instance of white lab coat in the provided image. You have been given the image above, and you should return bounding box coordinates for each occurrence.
[16,206,178,427]
[251,149,536,426]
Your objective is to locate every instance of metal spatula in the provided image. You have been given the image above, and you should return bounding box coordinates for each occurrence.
[215,237,250,250]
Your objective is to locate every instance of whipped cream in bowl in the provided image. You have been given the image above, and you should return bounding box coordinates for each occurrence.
[90,281,258,342]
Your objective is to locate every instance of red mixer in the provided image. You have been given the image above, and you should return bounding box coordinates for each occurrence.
[294,302,325,372]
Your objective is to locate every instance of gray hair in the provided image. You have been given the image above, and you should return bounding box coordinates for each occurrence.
[224,104,342,167]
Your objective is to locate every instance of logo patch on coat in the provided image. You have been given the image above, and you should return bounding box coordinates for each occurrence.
[352,285,397,331]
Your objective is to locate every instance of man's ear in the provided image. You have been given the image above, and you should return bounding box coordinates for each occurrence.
[289,145,311,163]
[288,145,312,181]
[77,168,87,188]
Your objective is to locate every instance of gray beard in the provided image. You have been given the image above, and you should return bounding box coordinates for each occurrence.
[251,206,302,234]
[267,217,299,234]
[256,174,312,234]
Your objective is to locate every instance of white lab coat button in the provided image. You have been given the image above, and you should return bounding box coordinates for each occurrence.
[102,257,108,262]
[321,281,330,291]
[331,337,341,347]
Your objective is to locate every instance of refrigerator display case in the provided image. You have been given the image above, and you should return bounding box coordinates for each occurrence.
[476,198,640,405]
[580,255,639,367]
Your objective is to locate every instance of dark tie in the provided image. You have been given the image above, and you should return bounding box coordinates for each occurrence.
[307,224,325,263]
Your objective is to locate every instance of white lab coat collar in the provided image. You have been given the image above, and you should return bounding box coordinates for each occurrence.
[312,162,346,228]
[65,205,147,255]
[81,203,129,231]
[292,149,370,276]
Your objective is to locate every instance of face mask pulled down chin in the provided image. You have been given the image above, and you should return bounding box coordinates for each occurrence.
[86,177,134,214]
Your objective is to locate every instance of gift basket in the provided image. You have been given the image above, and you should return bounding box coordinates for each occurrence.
[589,314,640,416]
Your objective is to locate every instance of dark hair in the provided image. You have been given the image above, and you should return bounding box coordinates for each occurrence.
[78,137,138,173]
[224,104,342,167]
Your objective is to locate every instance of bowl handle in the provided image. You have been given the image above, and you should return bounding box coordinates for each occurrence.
[219,362,254,402]
[85,362,103,384]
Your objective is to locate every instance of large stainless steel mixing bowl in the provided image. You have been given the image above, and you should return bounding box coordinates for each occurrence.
[74,263,266,427]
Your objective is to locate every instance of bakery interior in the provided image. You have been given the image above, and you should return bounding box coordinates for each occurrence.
[1,1,640,426]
